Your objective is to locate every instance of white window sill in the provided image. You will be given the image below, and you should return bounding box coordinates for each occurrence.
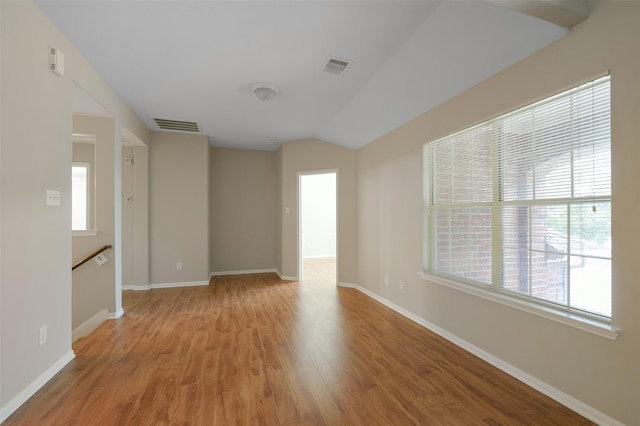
[72,229,98,237]
[419,271,621,340]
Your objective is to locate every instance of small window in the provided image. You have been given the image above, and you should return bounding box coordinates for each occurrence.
[423,75,611,323]
[72,163,90,231]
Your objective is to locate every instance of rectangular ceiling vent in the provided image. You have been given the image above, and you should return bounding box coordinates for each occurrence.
[323,57,350,75]
[153,118,200,133]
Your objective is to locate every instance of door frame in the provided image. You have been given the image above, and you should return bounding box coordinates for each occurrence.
[297,169,338,283]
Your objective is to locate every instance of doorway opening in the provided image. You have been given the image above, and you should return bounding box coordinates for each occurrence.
[299,171,337,285]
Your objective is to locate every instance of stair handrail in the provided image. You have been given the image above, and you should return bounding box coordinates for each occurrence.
[72,245,112,271]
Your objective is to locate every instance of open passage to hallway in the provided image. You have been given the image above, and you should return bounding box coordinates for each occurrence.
[303,256,337,286]
[5,273,592,425]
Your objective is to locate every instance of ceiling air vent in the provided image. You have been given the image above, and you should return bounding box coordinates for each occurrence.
[323,57,350,75]
[153,118,200,133]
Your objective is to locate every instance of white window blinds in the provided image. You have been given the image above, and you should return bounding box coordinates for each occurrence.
[424,75,611,321]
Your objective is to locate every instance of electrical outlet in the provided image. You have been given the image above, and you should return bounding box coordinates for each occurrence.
[384,274,389,285]
[39,325,47,346]
[399,281,404,290]
[176,262,182,271]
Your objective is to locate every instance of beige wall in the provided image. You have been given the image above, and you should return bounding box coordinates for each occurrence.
[279,139,357,283]
[119,144,151,291]
[276,147,284,274]
[71,116,117,330]
[122,146,135,285]
[0,0,148,417]
[1,2,73,408]
[149,131,209,285]
[356,2,640,424]
[209,148,277,273]
[121,144,150,289]
[132,146,150,288]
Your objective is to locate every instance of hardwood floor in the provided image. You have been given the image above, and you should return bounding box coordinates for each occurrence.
[302,257,336,285]
[5,270,593,425]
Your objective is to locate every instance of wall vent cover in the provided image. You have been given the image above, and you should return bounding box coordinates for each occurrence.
[323,57,350,75]
[153,118,200,133]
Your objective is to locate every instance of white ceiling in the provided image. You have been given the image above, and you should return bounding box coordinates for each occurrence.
[36,1,569,151]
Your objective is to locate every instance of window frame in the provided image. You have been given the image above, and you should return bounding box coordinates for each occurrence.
[421,75,620,339]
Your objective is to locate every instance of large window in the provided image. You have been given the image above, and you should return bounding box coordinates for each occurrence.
[423,75,611,322]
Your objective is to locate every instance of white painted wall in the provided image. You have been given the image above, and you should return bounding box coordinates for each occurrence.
[301,173,336,259]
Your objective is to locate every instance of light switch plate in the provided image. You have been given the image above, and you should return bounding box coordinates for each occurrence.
[46,190,61,206]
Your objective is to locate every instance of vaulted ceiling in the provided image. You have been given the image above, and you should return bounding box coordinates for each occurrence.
[36,1,580,151]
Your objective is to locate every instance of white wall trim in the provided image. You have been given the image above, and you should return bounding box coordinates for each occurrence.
[0,350,75,423]
[72,309,108,342]
[149,281,209,289]
[208,269,298,282]
[337,282,624,426]
[108,308,125,319]
[210,268,277,278]
[122,281,209,291]
[123,284,151,291]
[276,269,297,281]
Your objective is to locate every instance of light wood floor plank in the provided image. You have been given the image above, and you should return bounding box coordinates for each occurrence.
[5,261,593,425]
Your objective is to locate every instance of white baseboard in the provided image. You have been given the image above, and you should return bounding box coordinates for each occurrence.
[123,284,150,291]
[0,350,75,423]
[210,268,277,278]
[123,281,208,291]
[122,282,151,291]
[208,269,298,282]
[150,281,209,289]
[108,308,124,319]
[72,309,108,342]
[338,282,623,426]
[275,269,297,281]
